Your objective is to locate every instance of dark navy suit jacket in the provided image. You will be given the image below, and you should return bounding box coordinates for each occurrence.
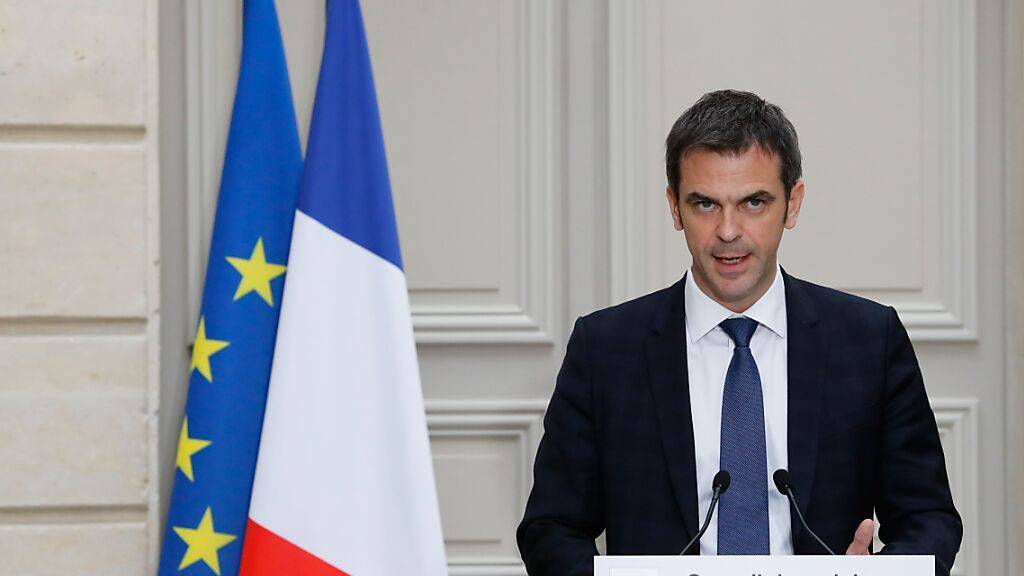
[517,268,962,575]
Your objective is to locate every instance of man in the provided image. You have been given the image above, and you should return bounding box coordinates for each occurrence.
[517,90,962,576]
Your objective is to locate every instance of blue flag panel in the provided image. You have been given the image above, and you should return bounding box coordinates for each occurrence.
[296,0,403,271]
[158,0,302,574]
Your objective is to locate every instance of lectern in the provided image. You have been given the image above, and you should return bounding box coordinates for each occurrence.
[595,554,934,576]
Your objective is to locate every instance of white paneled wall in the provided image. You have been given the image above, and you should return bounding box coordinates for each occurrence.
[610,0,978,341]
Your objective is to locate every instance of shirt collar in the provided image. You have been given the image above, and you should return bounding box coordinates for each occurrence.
[683,263,787,344]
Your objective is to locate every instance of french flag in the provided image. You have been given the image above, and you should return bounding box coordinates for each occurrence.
[239,1,447,574]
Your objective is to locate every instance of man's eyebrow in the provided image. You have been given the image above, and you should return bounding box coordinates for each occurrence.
[740,190,775,202]
[684,190,775,203]
[684,191,715,203]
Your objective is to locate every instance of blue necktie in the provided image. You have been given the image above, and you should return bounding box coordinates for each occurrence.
[717,317,770,555]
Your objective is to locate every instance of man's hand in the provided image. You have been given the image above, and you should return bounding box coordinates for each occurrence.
[845,519,875,555]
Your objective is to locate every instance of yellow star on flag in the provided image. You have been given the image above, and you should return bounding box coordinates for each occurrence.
[226,237,287,306]
[173,507,237,575]
[176,417,211,482]
[191,317,229,383]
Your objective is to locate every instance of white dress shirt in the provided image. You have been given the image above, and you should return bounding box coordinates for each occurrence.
[684,263,793,555]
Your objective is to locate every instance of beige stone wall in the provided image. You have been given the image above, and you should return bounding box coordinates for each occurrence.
[0,1,160,573]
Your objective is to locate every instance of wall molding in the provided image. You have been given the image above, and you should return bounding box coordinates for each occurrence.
[931,397,979,576]
[607,0,978,342]
[184,0,239,332]
[425,399,548,513]
[448,566,527,576]
[185,0,561,346]
[426,399,547,576]
[607,0,662,306]
[410,0,560,346]
[895,0,978,342]
[413,309,551,345]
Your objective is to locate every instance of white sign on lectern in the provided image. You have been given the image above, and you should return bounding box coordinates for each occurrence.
[596,554,933,576]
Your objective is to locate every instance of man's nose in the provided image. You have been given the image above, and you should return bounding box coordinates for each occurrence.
[716,209,741,242]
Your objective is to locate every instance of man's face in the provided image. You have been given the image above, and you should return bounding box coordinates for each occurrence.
[666,146,804,313]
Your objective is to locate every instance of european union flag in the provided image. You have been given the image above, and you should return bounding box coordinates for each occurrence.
[158,1,302,574]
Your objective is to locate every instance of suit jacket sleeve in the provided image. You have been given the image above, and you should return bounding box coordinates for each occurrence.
[875,306,963,575]
[517,317,603,576]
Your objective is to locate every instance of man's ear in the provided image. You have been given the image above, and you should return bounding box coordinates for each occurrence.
[784,180,805,229]
[666,187,684,231]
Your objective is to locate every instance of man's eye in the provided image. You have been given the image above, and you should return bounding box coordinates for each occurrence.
[697,200,715,210]
[747,198,765,208]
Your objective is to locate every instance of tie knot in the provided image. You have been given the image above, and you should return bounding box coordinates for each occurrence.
[719,317,759,347]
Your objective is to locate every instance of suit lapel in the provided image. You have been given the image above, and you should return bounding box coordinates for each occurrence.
[644,275,700,546]
[782,267,826,546]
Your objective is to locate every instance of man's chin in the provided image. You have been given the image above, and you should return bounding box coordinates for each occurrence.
[704,277,759,309]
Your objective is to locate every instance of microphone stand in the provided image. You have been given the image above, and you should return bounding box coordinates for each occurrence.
[679,474,729,555]
[773,469,836,555]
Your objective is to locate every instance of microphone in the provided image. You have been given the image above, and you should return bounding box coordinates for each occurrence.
[772,469,835,555]
[679,470,731,555]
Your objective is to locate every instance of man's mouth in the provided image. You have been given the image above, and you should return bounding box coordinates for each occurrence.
[714,254,749,265]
